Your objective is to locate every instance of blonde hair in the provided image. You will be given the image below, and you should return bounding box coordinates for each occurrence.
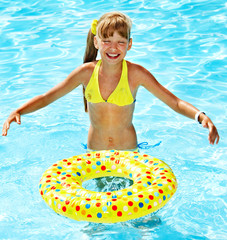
[83,12,132,112]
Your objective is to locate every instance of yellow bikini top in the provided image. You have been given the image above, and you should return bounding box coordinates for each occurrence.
[85,59,135,106]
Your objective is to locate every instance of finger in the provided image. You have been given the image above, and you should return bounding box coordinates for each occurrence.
[2,122,9,136]
[16,114,21,124]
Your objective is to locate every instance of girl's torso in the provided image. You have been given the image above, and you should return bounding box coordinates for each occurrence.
[82,60,140,150]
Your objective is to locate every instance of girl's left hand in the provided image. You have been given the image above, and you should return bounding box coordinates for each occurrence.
[201,116,219,145]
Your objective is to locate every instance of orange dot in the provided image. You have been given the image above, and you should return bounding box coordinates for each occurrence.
[81,210,86,215]
[133,207,138,212]
[87,168,91,173]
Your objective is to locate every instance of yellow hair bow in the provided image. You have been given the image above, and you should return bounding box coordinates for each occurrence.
[91,19,98,35]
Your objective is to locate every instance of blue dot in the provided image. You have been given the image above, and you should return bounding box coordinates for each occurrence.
[96,161,101,166]
[85,204,90,209]
[154,192,159,197]
[61,172,66,175]
[139,202,144,208]
[144,159,149,163]
[39,184,42,189]
[129,173,133,178]
[76,172,81,176]
[147,181,151,185]
[158,184,163,186]
[92,165,96,169]
[144,198,149,204]
[127,191,132,196]
[154,163,159,165]
[163,195,166,201]
[102,206,107,212]
[107,201,112,206]
[57,166,62,169]
[56,181,61,184]
[55,189,60,192]
[97,212,102,218]
[112,195,117,199]
[46,185,51,188]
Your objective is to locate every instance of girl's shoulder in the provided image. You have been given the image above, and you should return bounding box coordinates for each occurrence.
[72,61,98,85]
[126,60,153,83]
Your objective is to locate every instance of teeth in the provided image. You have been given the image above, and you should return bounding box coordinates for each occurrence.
[107,53,119,57]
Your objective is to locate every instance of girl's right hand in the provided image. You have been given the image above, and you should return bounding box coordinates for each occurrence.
[2,111,21,136]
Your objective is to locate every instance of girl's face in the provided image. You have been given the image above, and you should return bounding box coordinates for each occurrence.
[94,31,132,64]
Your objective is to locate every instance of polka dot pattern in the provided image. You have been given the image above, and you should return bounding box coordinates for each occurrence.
[39,150,177,223]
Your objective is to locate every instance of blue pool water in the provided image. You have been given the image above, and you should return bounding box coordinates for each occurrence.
[0,0,226,239]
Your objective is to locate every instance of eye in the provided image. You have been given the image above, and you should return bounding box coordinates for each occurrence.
[118,41,127,45]
[103,40,110,44]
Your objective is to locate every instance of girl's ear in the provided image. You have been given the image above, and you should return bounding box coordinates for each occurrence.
[127,38,132,51]
[94,36,99,50]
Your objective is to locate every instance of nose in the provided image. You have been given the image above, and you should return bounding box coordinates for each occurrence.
[109,42,118,51]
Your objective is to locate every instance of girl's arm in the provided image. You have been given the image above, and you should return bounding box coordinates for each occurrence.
[2,64,88,136]
[135,64,219,145]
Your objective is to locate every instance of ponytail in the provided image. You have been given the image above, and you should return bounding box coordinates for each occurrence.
[83,29,98,112]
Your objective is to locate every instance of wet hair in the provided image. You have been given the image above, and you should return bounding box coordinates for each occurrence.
[83,12,132,112]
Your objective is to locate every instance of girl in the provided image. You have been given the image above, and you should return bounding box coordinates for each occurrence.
[2,12,219,150]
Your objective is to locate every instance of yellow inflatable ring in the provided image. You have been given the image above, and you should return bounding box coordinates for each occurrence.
[39,150,177,223]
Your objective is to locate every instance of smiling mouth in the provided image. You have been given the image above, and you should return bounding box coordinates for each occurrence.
[106,53,120,59]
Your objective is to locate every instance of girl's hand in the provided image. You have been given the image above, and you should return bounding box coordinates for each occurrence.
[2,111,21,136]
[201,115,219,145]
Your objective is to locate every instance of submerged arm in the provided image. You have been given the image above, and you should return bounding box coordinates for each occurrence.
[2,64,88,136]
[136,65,219,144]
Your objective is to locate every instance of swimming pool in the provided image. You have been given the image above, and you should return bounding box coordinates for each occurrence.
[0,0,226,239]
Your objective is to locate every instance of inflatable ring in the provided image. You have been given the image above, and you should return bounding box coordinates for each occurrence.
[39,150,177,223]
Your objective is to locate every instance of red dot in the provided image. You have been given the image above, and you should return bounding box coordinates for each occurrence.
[138,194,143,198]
[86,198,91,201]
[112,205,117,211]
[86,160,91,164]
[46,175,51,178]
[65,200,70,205]
[63,159,67,162]
[161,176,166,179]
[66,174,71,177]
[148,205,152,209]
[106,192,112,195]
[115,160,120,164]
[57,172,61,175]
[146,171,151,174]
[149,195,154,200]
[51,186,56,190]
[117,211,122,217]
[53,164,58,166]
[167,179,172,182]
[67,162,71,165]
[62,206,67,212]
[158,189,163,194]
[76,206,80,211]
[40,191,43,195]
[46,180,51,183]
[87,214,92,218]
[101,166,106,171]
[96,203,101,207]
[110,157,115,161]
[128,201,133,206]
[147,176,151,179]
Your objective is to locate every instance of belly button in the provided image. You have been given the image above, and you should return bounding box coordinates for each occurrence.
[108,137,113,142]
